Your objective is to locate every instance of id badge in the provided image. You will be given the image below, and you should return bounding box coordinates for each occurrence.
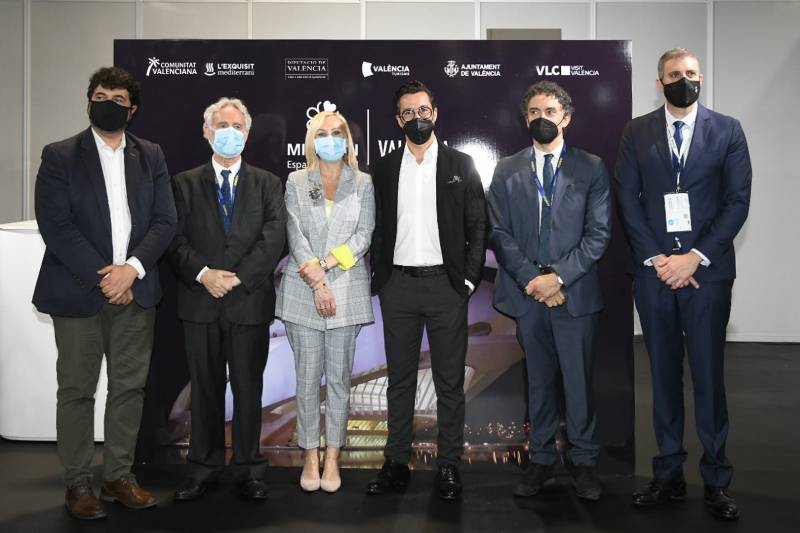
[664,192,692,233]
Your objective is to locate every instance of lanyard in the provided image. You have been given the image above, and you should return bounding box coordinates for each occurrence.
[666,123,690,190]
[530,145,566,207]
[215,172,239,217]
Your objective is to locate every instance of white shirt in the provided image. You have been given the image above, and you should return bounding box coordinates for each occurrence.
[91,128,144,279]
[393,141,443,267]
[196,158,242,282]
[643,105,709,267]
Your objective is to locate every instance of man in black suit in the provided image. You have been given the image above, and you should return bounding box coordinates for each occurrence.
[33,66,177,519]
[167,97,286,501]
[488,81,611,501]
[616,49,751,520]
[367,80,487,500]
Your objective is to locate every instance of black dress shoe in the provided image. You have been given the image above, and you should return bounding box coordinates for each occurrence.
[632,475,687,506]
[566,463,602,501]
[238,479,269,500]
[434,464,463,501]
[513,463,555,497]
[174,477,213,501]
[366,459,410,495]
[704,486,739,520]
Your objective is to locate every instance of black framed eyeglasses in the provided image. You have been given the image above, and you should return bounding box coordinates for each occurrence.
[399,106,433,122]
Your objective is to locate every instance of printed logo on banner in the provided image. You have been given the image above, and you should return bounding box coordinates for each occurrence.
[285,58,329,80]
[204,62,255,77]
[443,60,501,78]
[361,61,411,78]
[536,65,600,77]
[145,57,197,76]
[305,100,338,127]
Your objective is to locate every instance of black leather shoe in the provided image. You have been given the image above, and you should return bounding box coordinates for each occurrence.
[704,486,739,520]
[366,459,410,495]
[238,479,269,500]
[434,464,462,501]
[174,477,214,501]
[513,463,555,497]
[632,475,687,506]
[567,463,602,501]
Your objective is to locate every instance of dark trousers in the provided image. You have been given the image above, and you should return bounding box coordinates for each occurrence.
[182,316,269,482]
[635,275,733,488]
[52,302,155,487]
[379,270,469,466]
[517,303,599,466]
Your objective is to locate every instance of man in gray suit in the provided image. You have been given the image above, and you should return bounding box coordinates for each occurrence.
[487,81,611,501]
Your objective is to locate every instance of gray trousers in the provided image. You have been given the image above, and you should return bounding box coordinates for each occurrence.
[52,302,155,487]
[284,322,361,449]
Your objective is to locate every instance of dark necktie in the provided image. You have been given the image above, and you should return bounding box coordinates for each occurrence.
[220,169,233,234]
[538,153,554,266]
[672,120,685,175]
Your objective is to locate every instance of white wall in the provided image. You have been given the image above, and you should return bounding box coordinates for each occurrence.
[2,0,797,342]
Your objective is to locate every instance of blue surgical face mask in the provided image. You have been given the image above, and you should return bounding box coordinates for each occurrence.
[209,126,245,158]
[314,136,347,162]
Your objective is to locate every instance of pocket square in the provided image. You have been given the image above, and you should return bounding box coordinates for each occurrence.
[447,175,462,184]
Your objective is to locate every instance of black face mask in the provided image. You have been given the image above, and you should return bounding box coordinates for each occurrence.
[89,100,131,132]
[402,118,435,146]
[528,117,562,145]
[662,77,701,108]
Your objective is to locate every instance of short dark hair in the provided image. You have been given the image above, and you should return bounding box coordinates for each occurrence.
[393,80,436,115]
[86,66,141,107]
[519,81,574,119]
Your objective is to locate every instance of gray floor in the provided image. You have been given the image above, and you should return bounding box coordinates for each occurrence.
[0,340,798,532]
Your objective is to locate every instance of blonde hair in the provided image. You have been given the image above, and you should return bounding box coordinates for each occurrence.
[657,48,699,79]
[304,111,358,171]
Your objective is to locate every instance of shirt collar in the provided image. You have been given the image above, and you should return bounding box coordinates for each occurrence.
[532,139,564,160]
[664,104,698,130]
[402,137,438,164]
[211,158,242,181]
[91,127,126,154]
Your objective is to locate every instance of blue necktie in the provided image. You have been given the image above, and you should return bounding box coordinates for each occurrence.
[220,169,233,234]
[672,120,685,175]
[538,153,554,266]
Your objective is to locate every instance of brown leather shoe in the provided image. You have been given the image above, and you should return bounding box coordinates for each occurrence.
[100,478,158,509]
[65,486,107,520]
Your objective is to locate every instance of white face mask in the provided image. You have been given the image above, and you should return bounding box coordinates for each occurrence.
[209,127,245,158]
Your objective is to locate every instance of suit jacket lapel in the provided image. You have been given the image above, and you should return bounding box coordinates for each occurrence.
[552,146,575,211]
[680,105,711,187]
[123,133,141,217]
[330,165,355,223]
[202,161,227,239]
[79,128,112,236]
[307,168,328,229]
[515,147,539,243]
[228,161,249,234]
[650,108,674,182]
[434,142,450,254]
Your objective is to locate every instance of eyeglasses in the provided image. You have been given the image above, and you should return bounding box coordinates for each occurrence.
[399,106,433,122]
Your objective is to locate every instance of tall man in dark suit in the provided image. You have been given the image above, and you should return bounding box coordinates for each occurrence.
[168,97,286,501]
[367,80,487,500]
[33,66,176,520]
[488,81,611,501]
[615,49,751,520]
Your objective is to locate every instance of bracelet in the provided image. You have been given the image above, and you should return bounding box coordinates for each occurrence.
[312,283,326,293]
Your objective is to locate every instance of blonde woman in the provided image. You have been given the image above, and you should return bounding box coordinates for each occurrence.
[276,111,375,493]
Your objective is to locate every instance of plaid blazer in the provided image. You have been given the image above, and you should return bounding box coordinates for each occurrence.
[276,165,375,330]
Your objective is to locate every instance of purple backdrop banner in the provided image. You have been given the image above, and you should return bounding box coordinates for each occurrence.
[115,40,634,473]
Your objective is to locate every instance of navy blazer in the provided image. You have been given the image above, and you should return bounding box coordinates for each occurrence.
[488,145,612,318]
[614,105,751,281]
[370,142,487,296]
[33,127,177,317]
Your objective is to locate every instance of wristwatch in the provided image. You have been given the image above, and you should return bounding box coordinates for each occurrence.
[319,258,330,273]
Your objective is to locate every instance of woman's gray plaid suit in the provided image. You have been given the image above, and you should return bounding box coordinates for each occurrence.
[276,166,375,449]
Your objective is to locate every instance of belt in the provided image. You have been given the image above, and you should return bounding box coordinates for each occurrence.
[392,264,447,277]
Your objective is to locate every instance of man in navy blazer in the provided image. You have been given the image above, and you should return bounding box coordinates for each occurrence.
[488,81,611,501]
[615,49,751,520]
[33,67,176,519]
